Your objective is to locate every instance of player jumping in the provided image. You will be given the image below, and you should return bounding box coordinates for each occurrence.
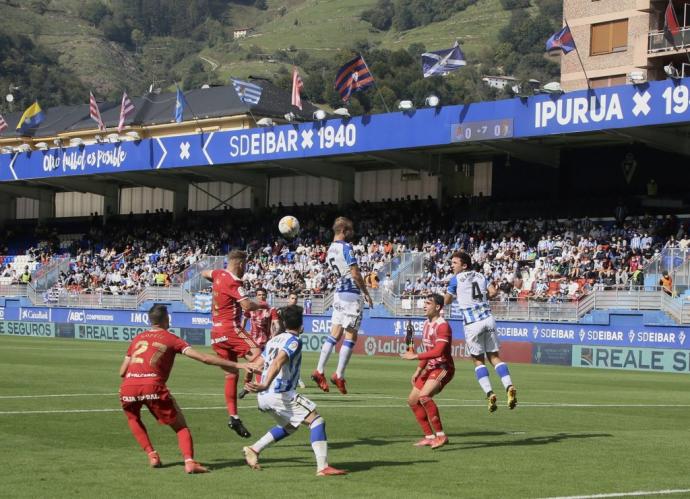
[312,216,373,394]
[119,304,251,473]
[201,249,270,438]
[444,251,517,412]
[243,305,347,476]
[238,287,280,399]
[401,294,453,449]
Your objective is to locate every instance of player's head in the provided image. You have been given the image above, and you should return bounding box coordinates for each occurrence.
[256,288,267,301]
[280,304,304,333]
[288,292,298,306]
[227,249,247,277]
[451,251,472,274]
[333,216,354,241]
[423,294,444,319]
[148,304,169,329]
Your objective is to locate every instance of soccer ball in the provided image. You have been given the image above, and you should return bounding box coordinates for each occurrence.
[278,215,300,238]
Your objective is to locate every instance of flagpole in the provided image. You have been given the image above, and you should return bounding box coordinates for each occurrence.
[360,54,390,113]
[565,19,592,89]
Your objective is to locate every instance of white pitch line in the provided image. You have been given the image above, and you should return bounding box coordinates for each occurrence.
[542,489,690,499]
[1,402,690,416]
[0,392,400,400]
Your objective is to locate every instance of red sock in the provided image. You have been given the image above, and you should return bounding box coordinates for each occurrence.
[225,373,238,416]
[420,396,443,433]
[175,427,194,461]
[126,414,154,453]
[409,401,433,435]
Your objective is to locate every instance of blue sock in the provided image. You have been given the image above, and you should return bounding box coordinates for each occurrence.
[494,362,513,390]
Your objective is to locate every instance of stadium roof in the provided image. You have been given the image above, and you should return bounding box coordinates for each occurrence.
[0,78,320,139]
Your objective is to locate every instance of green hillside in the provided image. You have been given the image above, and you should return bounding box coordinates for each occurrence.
[0,0,559,113]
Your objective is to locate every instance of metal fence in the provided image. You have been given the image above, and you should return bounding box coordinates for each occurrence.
[649,27,690,53]
[269,293,333,315]
[28,286,138,309]
[0,283,29,297]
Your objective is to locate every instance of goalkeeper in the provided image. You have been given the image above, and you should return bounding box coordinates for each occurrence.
[400,294,454,450]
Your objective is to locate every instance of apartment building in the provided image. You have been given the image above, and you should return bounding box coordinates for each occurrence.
[561,0,688,90]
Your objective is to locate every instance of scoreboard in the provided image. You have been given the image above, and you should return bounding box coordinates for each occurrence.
[451,119,514,142]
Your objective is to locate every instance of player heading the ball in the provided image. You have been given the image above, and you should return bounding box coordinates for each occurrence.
[445,251,517,412]
[243,305,347,476]
[118,304,252,473]
[312,216,373,394]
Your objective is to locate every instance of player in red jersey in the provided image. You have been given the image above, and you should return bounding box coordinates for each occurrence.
[119,304,251,473]
[201,249,270,438]
[401,294,454,449]
[238,288,280,398]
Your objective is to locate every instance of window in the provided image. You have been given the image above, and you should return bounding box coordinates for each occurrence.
[590,19,628,55]
[589,74,627,88]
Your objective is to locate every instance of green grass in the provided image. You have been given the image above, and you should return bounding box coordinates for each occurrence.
[2,335,688,498]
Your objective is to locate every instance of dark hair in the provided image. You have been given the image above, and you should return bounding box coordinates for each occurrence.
[228,249,247,261]
[256,288,267,295]
[427,293,444,308]
[451,251,472,268]
[280,305,303,330]
[148,304,168,326]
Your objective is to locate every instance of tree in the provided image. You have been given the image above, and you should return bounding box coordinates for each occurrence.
[80,0,111,26]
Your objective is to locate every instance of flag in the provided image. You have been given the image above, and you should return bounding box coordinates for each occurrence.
[175,86,188,123]
[16,102,45,133]
[421,41,467,78]
[291,66,304,110]
[334,54,374,102]
[89,92,106,131]
[664,0,680,45]
[118,91,135,133]
[546,25,576,54]
[0,114,7,133]
[231,78,263,105]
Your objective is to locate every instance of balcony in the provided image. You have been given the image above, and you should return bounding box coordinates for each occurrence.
[649,27,690,54]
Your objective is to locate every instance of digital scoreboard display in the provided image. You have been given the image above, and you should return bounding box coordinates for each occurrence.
[451,119,514,142]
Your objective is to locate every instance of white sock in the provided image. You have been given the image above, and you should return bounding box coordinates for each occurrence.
[335,339,355,378]
[475,365,493,395]
[311,441,328,471]
[436,431,445,437]
[252,432,275,453]
[316,337,337,373]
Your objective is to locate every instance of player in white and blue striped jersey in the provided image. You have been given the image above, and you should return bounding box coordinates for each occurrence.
[243,305,347,476]
[312,216,373,395]
[444,252,518,412]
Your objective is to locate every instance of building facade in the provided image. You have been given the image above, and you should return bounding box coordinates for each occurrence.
[562,0,687,90]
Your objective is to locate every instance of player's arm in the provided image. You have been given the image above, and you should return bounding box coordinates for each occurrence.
[402,323,451,361]
[201,270,213,282]
[118,356,131,377]
[183,347,249,371]
[350,264,373,306]
[245,351,288,392]
[444,275,457,306]
[240,298,269,312]
[486,279,498,299]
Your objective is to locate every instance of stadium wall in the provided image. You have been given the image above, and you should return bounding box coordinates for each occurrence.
[1,306,688,373]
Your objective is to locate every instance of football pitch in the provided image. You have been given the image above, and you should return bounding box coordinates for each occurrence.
[1,336,688,499]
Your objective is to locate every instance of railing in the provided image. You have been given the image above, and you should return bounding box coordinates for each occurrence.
[269,293,332,315]
[180,256,226,294]
[391,253,426,294]
[136,286,183,308]
[649,27,690,53]
[29,285,138,309]
[0,283,29,297]
[32,257,70,291]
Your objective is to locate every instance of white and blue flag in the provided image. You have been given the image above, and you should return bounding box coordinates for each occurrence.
[231,78,263,105]
[175,86,188,123]
[421,41,466,78]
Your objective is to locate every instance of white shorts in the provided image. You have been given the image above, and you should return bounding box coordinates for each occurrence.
[257,391,316,428]
[331,294,363,331]
[463,316,500,357]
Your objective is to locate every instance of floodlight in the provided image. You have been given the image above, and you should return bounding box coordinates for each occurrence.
[664,63,680,79]
[107,133,120,143]
[256,117,274,127]
[398,100,414,111]
[541,82,563,94]
[284,112,296,122]
[425,95,440,107]
[126,131,141,140]
[34,141,48,150]
[0,146,13,154]
[17,143,31,153]
[53,138,63,147]
[628,71,646,84]
[333,107,350,118]
[313,109,327,120]
[69,137,84,147]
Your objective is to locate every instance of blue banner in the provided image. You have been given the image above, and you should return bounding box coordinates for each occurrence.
[3,78,690,181]
[3,306,689,349]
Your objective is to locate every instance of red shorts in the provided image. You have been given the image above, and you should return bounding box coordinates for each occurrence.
[120,384,178,425]
[414,365,455,391]
[211,328,258,360]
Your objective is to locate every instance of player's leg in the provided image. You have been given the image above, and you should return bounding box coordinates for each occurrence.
[418,370,452,449]
[487,351,517,409]
[303,409,347,476]
[243,393,299,470]
[313,323,343,392]
[166,400,209,474]
[122,401,159,467]
[238,345,262,400]
[407,384,435,446]
[217,337,255,437]
[331,326,357,394]
[468,322,497,413]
